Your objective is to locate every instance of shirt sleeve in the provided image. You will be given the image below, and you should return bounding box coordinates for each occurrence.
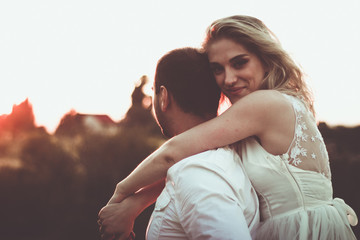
[172,161,252,240]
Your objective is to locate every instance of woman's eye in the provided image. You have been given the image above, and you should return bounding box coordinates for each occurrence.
[210,65,223,75]
[233,59,248,69]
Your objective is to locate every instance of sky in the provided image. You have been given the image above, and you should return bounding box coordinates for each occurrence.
[0,0,359,132]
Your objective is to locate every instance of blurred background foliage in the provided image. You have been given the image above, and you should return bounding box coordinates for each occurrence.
[0,77,359,239]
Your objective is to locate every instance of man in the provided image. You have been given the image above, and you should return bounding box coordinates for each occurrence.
[98,47,259,240]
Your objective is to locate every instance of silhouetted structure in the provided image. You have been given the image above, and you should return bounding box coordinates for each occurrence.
[0,99,40,136]
[55,110,118,137]
[121,76,158,131]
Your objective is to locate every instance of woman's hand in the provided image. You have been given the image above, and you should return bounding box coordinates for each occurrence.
[98,180,165,239]
[98,198,138,240]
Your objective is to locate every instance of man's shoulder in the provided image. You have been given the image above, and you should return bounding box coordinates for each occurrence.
[168,147,243,179]
[172,147,236,165]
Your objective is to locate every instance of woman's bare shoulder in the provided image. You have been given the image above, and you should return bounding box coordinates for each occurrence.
[232,90,290,115]
[246,89,286,101]
[232,90,295,154]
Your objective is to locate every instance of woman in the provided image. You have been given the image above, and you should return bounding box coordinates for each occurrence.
[108,15,357,239]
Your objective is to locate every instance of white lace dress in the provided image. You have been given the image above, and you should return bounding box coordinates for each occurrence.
[239,94,358,240]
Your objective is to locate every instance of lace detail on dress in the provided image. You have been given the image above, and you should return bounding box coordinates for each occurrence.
[282,94,331,179]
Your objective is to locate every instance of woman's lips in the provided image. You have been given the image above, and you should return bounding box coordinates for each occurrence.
[227,86,245,95]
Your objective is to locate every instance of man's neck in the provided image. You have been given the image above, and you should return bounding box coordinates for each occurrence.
[171,113,207,136]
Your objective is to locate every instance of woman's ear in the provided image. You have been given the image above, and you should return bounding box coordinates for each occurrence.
[159,86,170,111]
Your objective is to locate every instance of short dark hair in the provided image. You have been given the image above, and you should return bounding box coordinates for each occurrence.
[154,47,220,118]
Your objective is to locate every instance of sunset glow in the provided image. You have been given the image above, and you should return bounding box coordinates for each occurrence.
[1,0,359,132]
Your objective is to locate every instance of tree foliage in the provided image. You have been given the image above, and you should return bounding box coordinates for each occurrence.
[0,88,359,239]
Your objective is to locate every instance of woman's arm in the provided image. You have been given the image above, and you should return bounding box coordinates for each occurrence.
[99,180,165,239]
[114,90,291,199]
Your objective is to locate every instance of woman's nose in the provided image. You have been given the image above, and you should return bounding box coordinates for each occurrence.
[224,70,237,86]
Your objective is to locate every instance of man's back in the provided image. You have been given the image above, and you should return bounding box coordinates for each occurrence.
[147,148,259,239]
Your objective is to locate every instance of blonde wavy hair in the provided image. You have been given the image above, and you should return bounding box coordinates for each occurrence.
[202,15,315,115]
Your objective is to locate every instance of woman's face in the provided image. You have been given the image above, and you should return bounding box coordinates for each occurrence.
[207,38,267,103]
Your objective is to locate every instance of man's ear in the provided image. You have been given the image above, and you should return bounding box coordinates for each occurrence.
[159,86,170,111]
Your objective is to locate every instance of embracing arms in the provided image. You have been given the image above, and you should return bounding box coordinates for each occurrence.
[113,90,293,199]
[98,90,294,238]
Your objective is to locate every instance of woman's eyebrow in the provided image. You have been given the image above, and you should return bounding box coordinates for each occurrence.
[229,54,248,63]
[209,54,248,65]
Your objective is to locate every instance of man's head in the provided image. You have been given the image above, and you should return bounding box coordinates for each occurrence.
[153,47,221,137]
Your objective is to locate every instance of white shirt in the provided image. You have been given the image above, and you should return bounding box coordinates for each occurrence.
[146,148,259,240]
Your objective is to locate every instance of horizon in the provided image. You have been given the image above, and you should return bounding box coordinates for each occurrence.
[1,0,359,131]
[2,97,359,135]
